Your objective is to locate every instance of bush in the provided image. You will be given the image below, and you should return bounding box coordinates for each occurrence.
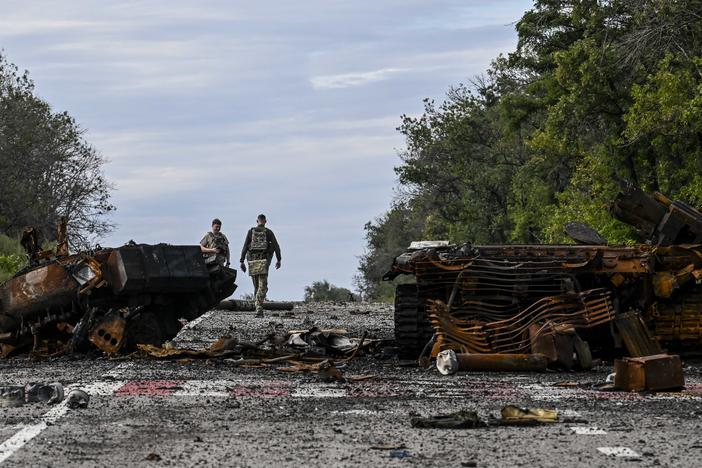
[304,280,355,302]
[0,234,25,282]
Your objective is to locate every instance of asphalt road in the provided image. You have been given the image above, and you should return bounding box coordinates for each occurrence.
[1,302,701,467]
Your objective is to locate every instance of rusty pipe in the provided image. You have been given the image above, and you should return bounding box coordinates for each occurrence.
[436,350,548,375]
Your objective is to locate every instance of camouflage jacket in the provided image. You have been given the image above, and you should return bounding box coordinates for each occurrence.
[240,226,281,263]
[200,231,230,264]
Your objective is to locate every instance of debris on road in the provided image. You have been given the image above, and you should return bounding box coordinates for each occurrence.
[412,406,569,430]
[134,326,377,385]
[384,185,702,398]
[436,350,548,374]
[0,382,64,406]
[613,353,685,392]
[495,405,558,425]
[66,389,90,409]
[26,382,64,404]
[0,221,238,357]
[0,385,25,407]
[411,410,487,429]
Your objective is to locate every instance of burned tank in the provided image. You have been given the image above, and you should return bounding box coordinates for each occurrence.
[0,223,236,356]
[384,184,702,365]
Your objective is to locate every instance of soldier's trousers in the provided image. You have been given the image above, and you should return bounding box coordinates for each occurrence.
[251,274,268,312]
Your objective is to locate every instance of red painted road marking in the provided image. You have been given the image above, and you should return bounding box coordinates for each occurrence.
[115,380,185,396]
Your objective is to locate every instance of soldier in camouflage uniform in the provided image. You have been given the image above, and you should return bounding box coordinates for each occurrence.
[200,218,230,267]
[239,214,282,317]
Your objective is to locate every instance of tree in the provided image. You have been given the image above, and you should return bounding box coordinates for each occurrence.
[358,0,702,297]
[355,201,425,301]
[0,53,114,249]
[304,280,354,302]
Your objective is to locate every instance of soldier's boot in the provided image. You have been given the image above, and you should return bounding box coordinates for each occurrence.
[254,275,268,318]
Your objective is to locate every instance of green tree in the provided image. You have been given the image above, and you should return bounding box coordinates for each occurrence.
[355,201,425,301]
[304,280,354,302]
[0,53,114,248]
[359,0,702,295]
[0,234,26,282]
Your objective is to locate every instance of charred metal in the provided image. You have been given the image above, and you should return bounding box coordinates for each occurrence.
[385,187,702,379]
[0,225,237,357]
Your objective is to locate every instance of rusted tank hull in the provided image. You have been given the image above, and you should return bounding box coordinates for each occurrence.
[0,243,237,355]
[386,189,702,360]
[0,262,79,322]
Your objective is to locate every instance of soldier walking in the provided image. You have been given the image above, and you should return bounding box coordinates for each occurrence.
[239,214,282,317]
[200,218,230,267]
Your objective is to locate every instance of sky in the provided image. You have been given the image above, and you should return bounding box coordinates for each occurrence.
[0,0,533,300]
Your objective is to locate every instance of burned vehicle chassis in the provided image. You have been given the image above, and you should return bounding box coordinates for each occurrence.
[385,187,702,363]
[0,239,237,356]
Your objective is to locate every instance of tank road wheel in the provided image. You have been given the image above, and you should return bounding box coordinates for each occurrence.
[394,284,434,359]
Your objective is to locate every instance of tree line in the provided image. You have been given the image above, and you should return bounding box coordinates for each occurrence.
[0,52,113,253]
[357,0,702,301]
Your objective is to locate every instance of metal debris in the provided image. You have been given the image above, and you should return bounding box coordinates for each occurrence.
[0,382,64,406]
[496,405,558,425]
[0,385,25,407]
[26,382,64,404]
[66,389,90,409]
[0,221,237,357]
[385,188,702,370]
[410,410,486,429]
[436,350,548,375]
[614,354,685,392]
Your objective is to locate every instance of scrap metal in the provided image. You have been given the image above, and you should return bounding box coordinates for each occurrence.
[385,186,702,362]
[0,222,237,356]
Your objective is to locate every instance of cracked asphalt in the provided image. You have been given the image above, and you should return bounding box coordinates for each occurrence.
[1,301,702,467]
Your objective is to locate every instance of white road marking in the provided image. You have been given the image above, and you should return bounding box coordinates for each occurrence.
[560,409,583,419]
[291,385,347,398]
[571,426,607,435]
[101,362,134,380]
[597,446,640,457]
[0,381,123,464]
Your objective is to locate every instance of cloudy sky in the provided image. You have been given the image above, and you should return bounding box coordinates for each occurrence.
[1,0,532,299]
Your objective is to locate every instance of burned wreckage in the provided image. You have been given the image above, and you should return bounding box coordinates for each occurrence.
[385,186,702,379]
[0,221,237,356]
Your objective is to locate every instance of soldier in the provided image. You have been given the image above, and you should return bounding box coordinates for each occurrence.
[200,218,230,267]
[239,214,282,317]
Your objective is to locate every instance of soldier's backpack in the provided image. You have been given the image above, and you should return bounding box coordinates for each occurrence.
[250,228,268,251]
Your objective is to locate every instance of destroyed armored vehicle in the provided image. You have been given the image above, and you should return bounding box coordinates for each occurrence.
[385,185,702,364]
[0,222,237,356]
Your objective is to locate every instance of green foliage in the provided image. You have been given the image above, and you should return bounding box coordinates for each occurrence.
[355,201,426,300]
[0,53,114,248]
[304,280,354,302]
[0,234,25,282]
[359,0,702,295]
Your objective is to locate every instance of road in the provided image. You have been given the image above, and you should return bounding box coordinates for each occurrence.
[1,302,701,467]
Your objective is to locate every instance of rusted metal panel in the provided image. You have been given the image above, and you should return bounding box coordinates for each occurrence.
[615,311,663,357]
[614,354,684,392]
[0,222,238,356]
[427,289,615,356]
[385,188,702,360]
[0,262,79,322]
